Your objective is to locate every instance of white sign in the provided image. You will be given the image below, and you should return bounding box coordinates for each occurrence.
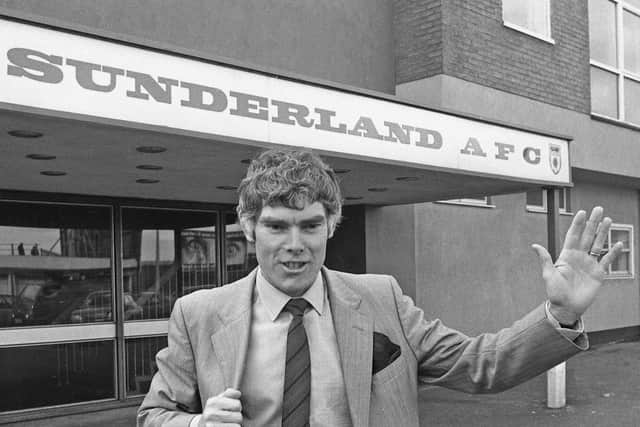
[0,18,570,184]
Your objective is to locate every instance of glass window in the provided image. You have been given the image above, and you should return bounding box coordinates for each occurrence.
[589,0,618,67]
[126,336,168,396]
[0,340,115,411]
[122,208,217,321]
[601,224,634,277]
[590,67,619,118]
[526,188,570,212]
[624,10,640,74]
[590,0,640,124]
[437,197,492,207]
[0,201,112,327]
[627,0,640,10]
[503,0,551,38]
[225,213,257,284]
[624,77,640,124]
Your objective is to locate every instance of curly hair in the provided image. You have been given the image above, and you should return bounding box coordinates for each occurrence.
[236,149,342,233]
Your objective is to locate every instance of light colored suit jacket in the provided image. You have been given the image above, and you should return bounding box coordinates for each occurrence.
[138,267,587,427]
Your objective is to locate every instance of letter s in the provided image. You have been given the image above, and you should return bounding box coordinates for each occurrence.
[7,48,63,84]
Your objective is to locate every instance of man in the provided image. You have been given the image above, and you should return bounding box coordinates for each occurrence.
[138,149,622,427]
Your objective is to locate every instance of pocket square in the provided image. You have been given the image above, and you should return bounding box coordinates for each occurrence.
[372,331,401,375]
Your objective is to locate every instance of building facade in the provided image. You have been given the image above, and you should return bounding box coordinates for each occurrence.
[0,0,637,422]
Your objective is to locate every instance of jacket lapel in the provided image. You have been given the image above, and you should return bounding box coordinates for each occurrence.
[324,268,373,427]
[210,269,255,390]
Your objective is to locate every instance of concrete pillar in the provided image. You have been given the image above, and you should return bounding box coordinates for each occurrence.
[545,187,566,408]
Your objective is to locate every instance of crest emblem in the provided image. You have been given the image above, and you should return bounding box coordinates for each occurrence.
[549,144,561,175]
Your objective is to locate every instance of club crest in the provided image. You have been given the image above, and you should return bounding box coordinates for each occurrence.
[549,144,561,175]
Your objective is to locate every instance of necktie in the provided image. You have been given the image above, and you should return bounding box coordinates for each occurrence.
[282,298,311,427]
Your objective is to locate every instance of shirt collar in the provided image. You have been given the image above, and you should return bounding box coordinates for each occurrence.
[256,267,325,321]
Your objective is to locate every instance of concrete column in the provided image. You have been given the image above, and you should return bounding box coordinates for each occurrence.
[545,187,566,408]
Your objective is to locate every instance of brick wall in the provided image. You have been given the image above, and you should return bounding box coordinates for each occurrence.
[394,0,590,113]
[393,0,443,83]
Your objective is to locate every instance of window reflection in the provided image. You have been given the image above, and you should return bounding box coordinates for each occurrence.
[0,202,112,327]
[225,213,257,283]
[126,336,168,396]
[0,340,115,411]
[122,208,218,320]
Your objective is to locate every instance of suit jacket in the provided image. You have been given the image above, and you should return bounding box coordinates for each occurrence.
[137,267,587,427]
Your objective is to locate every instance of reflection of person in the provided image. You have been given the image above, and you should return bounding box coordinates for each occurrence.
[30,244,39,256]
[138,149,623,427]
[17,242,25,256]
[182,237,208,264]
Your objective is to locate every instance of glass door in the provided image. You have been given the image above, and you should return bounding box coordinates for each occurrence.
[120,207,218,397]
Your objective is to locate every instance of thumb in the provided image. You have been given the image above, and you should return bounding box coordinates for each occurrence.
[531,244,555,277]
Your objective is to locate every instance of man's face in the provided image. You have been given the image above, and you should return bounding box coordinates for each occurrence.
[251,201,329,297]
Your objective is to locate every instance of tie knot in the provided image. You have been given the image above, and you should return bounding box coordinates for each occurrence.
[284,298,309,317]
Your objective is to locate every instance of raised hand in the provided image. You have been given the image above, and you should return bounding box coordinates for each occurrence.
[531,206,624,325]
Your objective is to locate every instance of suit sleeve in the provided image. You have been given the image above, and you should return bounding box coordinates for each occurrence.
[137,298,200,427]
[388,276,588,393]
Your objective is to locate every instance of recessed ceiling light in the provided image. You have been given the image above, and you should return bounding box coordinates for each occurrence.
[216,185,237,190]
[368,187,388,192]
[9,130,43,138]
[40,170,66,176]
[136,146,167,154]
[345,196,363,201]
[136,164,163,170]
[334,169,350,174]
[26,154,56,160]
[136,178,160,184]
[395,176,419,182]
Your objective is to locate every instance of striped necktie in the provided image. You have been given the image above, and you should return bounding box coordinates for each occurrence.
[282,298,311,427]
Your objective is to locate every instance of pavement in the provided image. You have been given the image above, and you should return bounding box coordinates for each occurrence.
[6,340,639,427]
[418,340,640,427]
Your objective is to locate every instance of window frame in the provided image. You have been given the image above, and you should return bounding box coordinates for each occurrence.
[436,196,495,208]
[590,0,640,125]
[525,188,571,214]
[602,223,635,279]
[502,0,555,44]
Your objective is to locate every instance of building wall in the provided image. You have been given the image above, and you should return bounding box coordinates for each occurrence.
[575,182,640,332]
[365,204,417,301]
[0,0,395,93]
[365,186,640,335]
[393,0,640,334]
[393,0,442,83]
[394,0,590,113]
[365,194,568,335]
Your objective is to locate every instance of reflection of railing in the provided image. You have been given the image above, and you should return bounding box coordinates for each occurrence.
[182,263,217,293]
[0,243,36,256]
[0,242,60,256]
[126,336,167,395]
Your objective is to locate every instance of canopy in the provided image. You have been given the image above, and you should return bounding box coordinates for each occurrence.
[0,16,571,204]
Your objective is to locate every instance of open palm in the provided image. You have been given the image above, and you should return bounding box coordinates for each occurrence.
[532,207,623,324]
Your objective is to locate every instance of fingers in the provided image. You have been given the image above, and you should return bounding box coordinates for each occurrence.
[578,207,603,251]
[220,388,241,400]
[532,244,555,279]
[562,209,586,251]
[202,388,243,425]
[590,217,612,256]
[600,241,624,270]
